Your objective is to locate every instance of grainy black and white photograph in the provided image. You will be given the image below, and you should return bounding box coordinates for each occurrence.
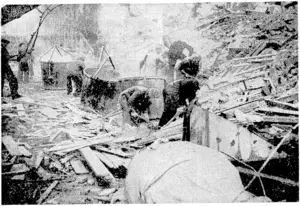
[1,0,299,204]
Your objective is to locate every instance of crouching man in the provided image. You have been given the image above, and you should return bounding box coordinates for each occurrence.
[125,141,272,203]
[119,85,163,128]
[66,57,85,96]
[119,86,152,127]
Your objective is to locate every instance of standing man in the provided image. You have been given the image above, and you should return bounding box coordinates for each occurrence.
[167,40,194,82]
[17,42,31,83]
[1,39,22,100]
[66,57,85,97]
[139,44,168,77]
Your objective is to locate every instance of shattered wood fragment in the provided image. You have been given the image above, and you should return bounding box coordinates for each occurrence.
[237,167,298,187]
[2,135,23,156]
[16,104,26,116]
[50,160,64,171]
[17,142,32,150]
[37,180,59,204]
[18,146,32,157]
[262,116,298,124]
[11,174,25,180]
[70,159,89,174]
[217,99,264,114]
[40,107,59,118]
[256,107,298,116]
[265,99,298,110]
[94,151,118,169]
[2,169,30,177]
[103,153,130,168]
[235,65,266,77]
[94,147,134,158]
[276,93,298,103]
[64,103,96,120]
[34,151,45,169]
[232,53,276,61]
[247,58,274,63]
[99,188,117,196]
[79,147,116,183]
[60,154,75,164]
[49,129,65,142]
[48,133,114,153]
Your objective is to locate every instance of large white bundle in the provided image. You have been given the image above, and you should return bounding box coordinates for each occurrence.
[125,141,271,203]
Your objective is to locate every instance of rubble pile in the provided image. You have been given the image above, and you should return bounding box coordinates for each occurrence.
[196,2,298,155]
[1,92,184,204]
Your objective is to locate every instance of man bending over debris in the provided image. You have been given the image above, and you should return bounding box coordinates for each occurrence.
[119,86,153,127]
[125,141,272,203]
[158,79,199,127]
[66,57,85,96]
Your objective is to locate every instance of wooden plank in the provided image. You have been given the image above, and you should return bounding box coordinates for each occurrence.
[216,99,264,114]
[262,116,298,124]
[247,58,274,63]
[70,159,89,174]
[102,153,129,168]
[94,151,118,169]
[34,151,45,169]
[79,147,116,183]
[60,154,75,164]
[235,65,266,77]
[18,146,32,157]
[37,180,59,204]
[49,129,65,142]
[2,164,30,177]
[16,104,26,116]
[2,135,23,156]
[40,107,59,119]
[64,103,97,120]
[265,99,298,110]
[237,167,298,187]
[276,93,298,103]
[2,169,29,177]
[94,147,134,158]
[232,53,276,61]
[256,107,298,116]
[48,133,114,152]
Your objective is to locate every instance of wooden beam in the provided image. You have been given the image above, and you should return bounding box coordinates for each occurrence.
[16,104,26,117]
[276,93,298,103]
[37,180,59,204]
[232,53,276,61]
[262,116,298,124]
[256,107,298,116]
[79,147,116,183]
[70,159,89,174]
[265,99,298,111]
[94,151,118,169]
[48,133,114,153]
[2,136,23,156]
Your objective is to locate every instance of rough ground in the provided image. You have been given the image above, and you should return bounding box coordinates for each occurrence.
[2,81,128,204]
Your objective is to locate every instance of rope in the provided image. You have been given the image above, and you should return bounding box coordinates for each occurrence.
[232,123,298,202]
